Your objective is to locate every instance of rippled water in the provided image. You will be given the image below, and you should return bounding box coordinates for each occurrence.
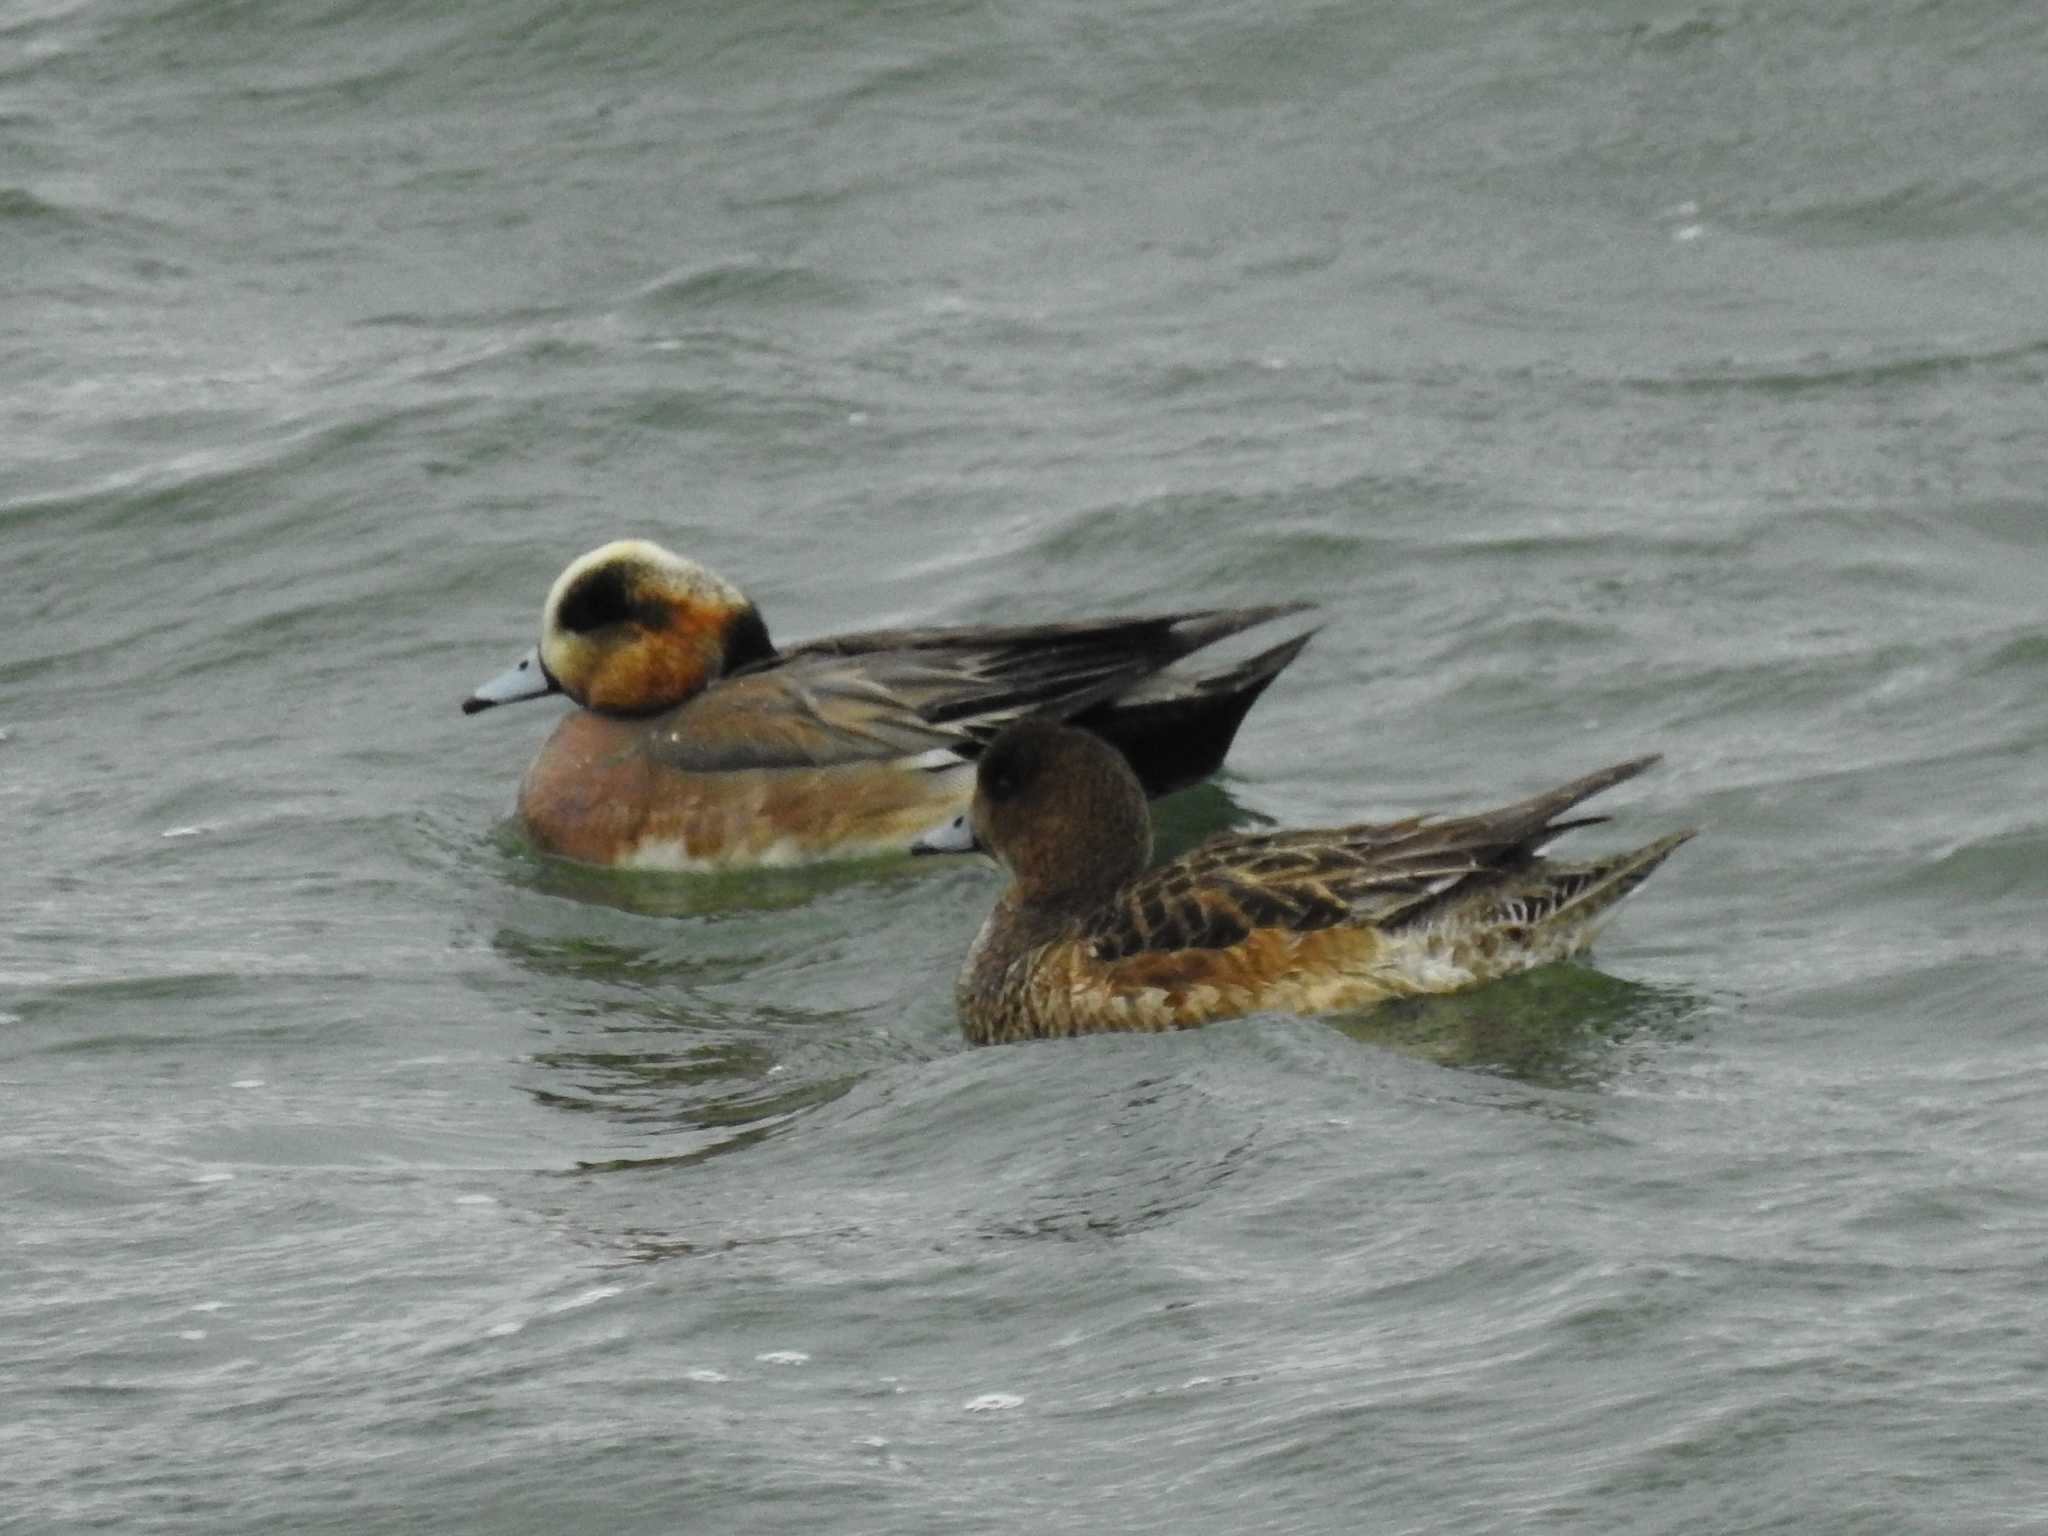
[7,1,2047,1531]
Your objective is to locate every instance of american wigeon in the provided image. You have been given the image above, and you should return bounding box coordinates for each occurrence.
[912,721,1693,1044]
[464,541,1314,869]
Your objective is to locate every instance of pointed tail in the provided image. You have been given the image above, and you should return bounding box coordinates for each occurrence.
[1075,627,1317,798]
[1518,828,1696,940]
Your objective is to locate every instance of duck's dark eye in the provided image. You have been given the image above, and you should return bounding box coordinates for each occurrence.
[557,566,665,634]
[979,725,1063,803]
[981,749,1028,803]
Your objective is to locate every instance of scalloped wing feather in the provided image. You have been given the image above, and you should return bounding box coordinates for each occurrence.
[1083,757,1670,963]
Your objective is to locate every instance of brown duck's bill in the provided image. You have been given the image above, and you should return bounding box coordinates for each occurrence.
[910,813,982,856]
[462,645,559,715]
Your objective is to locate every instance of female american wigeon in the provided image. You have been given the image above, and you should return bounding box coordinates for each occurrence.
[464,541,1314,869]
[912,720,1694,1044]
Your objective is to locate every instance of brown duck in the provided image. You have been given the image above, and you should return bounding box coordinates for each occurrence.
[913,720,1693,1044]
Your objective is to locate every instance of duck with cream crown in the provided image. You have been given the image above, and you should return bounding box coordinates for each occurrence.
[465,540,1316,870]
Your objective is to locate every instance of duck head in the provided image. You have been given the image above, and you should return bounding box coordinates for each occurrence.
[915,721,1153,906]
[463,540,776,717]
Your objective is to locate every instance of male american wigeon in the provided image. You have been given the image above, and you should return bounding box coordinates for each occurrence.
[912,720,1694,1044]
[464,541,1315,869]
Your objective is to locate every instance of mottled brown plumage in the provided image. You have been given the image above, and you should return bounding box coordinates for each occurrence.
[923,721,1694,1044]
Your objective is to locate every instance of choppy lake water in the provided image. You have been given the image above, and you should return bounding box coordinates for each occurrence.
[6,1,2047,1530]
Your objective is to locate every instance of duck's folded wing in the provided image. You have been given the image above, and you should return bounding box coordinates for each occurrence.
[1084,757,1666,959]
[644,605,1311,774]
[643,647,1152,772]
[1085,833,1469,961]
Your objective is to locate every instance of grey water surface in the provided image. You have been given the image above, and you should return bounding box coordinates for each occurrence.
[6,0,2047,1531]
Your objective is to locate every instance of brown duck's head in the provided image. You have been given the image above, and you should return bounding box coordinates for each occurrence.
[967,720,1153,906]
[462,540,776,718]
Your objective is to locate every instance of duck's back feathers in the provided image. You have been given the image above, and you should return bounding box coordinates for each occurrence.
[645,604,1315,780]
[1086,755,1668,961]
